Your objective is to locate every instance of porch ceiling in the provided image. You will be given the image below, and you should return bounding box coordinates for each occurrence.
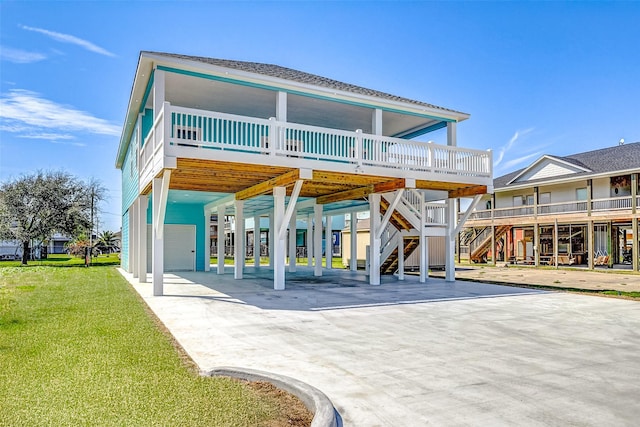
[161,72,443,138]
[141,158,487,212]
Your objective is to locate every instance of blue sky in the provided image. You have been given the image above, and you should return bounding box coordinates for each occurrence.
[1,1,639,232]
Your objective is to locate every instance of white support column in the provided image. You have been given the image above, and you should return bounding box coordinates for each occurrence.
[273,187,286,290]
[204,209,211,272]
[131,198,139,278]
[234,200,245,280]
[419,192,428,283]
[288,210,297,272]
[137,195,148,282]
[350,212,358,271]
[268,212,274,268]
[447,121,457,146]
[254,214,261,268]
[314,204,323,277]
[369,193,381,285]
[307,214,313,267]
[217,206,226,275]
[276,91,287,122]
[152,173,170,296]
[372,108,383,136]
[325,214,333,270]
[153,69,165,118]
[445,199,456,282]
[397,233,405,281]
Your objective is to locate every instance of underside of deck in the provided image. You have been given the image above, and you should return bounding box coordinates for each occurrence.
[141,158,487,205]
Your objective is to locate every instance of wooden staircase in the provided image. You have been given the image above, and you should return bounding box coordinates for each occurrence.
[469,225,512,262]
[379,198,419,274]
[380,237,420,274]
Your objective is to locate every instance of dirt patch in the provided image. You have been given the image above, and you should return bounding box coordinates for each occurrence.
[248,380,313,427]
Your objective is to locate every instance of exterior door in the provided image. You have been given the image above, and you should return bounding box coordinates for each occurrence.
[147,224,196,272]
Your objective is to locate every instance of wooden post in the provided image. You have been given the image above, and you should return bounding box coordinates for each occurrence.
[533,219,540,267]
[633,218,638,272]
[491,224,496,266]
[607,221,612,268]
[588,220,594,270]
[553,220,558,269]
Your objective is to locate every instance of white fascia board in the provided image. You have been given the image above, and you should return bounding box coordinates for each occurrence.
[144,52,469,123]
[116,55,155,169]
[506,155,592,185]
[496,167,640,193]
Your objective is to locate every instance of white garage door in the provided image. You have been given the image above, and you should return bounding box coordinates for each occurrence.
[147,224,196,272]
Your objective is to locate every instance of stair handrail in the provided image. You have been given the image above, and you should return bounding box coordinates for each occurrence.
[469,227,492,254]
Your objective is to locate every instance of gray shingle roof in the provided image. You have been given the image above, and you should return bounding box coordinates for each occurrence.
[142,51,465,115]
[494,142,640,189]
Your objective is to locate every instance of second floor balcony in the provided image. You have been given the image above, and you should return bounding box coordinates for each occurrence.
[467,194,640,223]
[138,102,493,195]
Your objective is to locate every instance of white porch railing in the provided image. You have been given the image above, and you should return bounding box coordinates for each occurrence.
[538,200,588,215]
[493,205,534,218]
[425,203,447,224]
[138,103,492,191]
[591,196,632,211]
[467,195,636,221]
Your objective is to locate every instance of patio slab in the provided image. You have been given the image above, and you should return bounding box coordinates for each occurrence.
[121,267,640,426]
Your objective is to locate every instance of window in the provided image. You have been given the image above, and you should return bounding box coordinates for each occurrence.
[526,195,534,206]
[576,188,587,201]
[513,196,523,207]
[539,192,551,204]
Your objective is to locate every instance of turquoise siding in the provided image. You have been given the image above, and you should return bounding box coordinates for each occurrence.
[121,210,129,271]
[146,197,206,271]
[121,125,139,213]
[141,109,153,145]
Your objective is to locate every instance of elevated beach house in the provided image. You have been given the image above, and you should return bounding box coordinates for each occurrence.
[116,51,492,294]
[462,142,640,271]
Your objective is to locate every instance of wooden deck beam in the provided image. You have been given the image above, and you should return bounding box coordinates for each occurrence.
[235,169,300,200]
[316,185,375,204]
[448,185,487,199]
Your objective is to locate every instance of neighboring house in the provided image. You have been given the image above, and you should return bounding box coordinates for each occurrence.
[116,51,492,294]
[210,214,345,259]
[48,233,71,254]
[462,142,640,271]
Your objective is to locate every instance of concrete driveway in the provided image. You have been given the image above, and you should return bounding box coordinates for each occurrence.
[122,268,640,426]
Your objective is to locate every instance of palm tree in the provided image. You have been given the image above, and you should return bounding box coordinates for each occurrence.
[96,230,117,254]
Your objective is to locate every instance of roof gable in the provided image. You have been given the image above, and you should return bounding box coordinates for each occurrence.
[509,155,591,184]
[494,142,640,190]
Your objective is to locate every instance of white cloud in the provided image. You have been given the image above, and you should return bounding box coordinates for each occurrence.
[0,89,121,141]
[20,25,116,57]
[500,151,542,171]
[0,46,47,63]
[18,132,75,141]
[494,128,535,167]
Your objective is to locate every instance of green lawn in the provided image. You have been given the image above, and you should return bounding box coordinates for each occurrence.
[0,252,121,267]
[0,265,294,426]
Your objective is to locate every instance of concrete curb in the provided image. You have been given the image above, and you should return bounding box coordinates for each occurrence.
[204,367,339,427]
